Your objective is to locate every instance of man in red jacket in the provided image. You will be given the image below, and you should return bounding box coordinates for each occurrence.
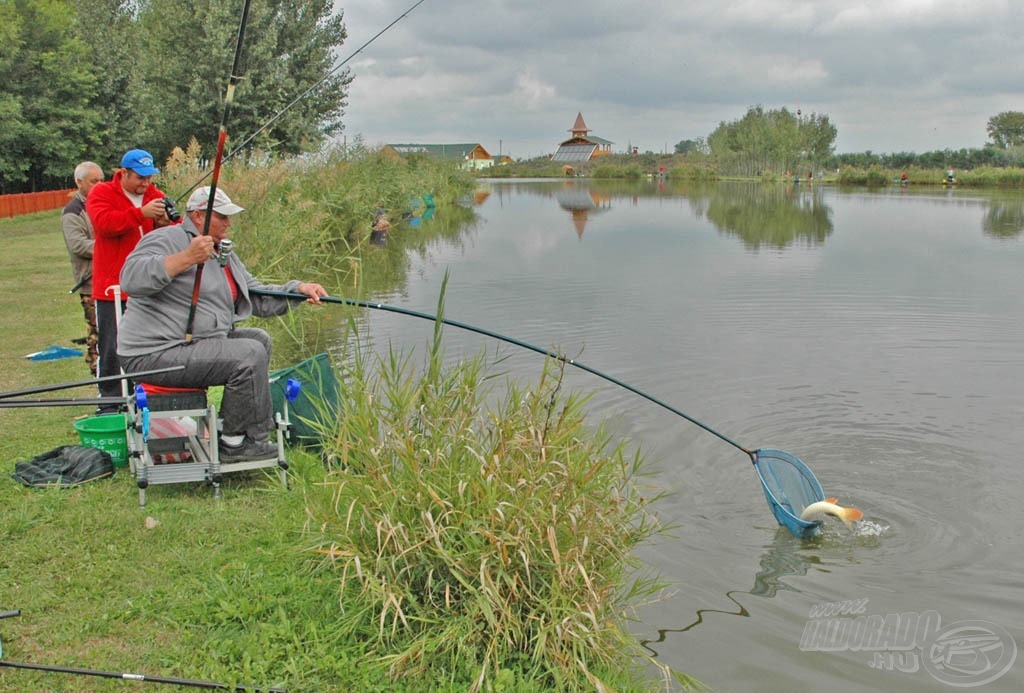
[86,149,173,409]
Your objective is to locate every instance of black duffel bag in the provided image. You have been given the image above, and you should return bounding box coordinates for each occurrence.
[11,445,114,488]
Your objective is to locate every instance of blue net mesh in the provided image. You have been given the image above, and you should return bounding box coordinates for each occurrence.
[754,448,826,538]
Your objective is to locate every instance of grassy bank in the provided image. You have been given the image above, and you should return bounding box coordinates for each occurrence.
[491,153,1024,189]
[0,158,694,690]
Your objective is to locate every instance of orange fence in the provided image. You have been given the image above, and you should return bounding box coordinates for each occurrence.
[0,189,75,219]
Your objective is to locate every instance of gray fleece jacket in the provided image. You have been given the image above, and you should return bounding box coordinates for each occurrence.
[117,216,301,357]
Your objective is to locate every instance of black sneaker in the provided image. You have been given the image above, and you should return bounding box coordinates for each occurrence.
[218,436,278,462]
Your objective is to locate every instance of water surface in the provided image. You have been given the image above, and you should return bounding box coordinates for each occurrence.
[353,180,1024,691]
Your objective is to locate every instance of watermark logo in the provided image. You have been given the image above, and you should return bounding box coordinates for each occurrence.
[800,601,1017,687]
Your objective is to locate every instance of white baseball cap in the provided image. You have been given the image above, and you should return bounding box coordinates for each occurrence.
[185,186,244,215]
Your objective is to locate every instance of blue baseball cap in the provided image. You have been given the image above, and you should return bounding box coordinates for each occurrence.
[120,149,160,176]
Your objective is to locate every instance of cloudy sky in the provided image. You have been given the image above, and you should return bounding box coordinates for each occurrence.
[336,0,1024,159]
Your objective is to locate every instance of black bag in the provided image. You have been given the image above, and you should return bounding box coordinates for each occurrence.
[11,445,114,488]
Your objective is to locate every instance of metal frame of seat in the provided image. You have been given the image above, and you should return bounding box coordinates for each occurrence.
[126,384,290,508]
[113,291,291,507]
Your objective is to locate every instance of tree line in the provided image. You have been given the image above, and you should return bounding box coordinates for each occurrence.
[700,105,837,177]
[676,107,1024,175]
[0,0,351,194]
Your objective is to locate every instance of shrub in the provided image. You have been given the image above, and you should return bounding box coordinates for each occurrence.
[304,290,682,691]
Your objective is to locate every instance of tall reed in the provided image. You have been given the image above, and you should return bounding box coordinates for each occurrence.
[303,286,689,691]
[157,142,476,283]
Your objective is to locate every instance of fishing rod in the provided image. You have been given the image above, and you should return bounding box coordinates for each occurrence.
[250,288,751,457]
[0,366,184,401]
[253,288,844,538]
[0,397,126,409]
[0,610,284,691]
[184,0,253,342]
[179,0,429,199]
[0,660,285,691]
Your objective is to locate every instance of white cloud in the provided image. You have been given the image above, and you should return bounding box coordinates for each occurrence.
[336,0,1024,157]
[515,71,557,110]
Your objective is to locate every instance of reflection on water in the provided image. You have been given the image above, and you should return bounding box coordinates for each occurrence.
[983,196,1024,238]
[553,184,612,237]
[485,178,1024,248]
[486,178,835,248]
[700,182,834,249]
[641,529,820,655]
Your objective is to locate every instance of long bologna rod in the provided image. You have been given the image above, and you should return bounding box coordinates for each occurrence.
[182,0,429,198]
[0,660,285,692]
[0,366,184,401]
[0,611,282,690]
[184,0,253,342]
[0,397,126,409]
[251,288,753,458]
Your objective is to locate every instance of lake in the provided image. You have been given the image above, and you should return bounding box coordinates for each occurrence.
[353,179,1024,691]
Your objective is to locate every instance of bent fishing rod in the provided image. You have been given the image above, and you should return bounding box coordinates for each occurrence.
[184,0,253,342]
[251,288,754,460]
[179,0,429,200]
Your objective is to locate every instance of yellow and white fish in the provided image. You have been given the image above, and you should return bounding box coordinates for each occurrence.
[800,497,864,530]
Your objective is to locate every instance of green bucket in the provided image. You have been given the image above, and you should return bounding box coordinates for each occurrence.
[73,413,128,468]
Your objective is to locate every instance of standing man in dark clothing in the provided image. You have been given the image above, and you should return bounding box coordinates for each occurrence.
[61,161,104,376]
[86,149,172,409]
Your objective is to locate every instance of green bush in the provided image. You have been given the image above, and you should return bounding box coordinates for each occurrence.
[304,291,687,691]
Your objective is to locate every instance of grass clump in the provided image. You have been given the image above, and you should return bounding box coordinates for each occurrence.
[304,290,684,691]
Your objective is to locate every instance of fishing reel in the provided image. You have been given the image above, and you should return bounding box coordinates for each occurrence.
[213,238,233,267]
[162,196,181,223]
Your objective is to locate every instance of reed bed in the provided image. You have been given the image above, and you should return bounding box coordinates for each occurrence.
[157,141,476,283]
[838,164,1024,187]
[302,290,692,691]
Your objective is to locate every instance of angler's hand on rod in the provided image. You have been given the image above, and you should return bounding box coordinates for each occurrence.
[165,235,215,278]
[295,282,327,304]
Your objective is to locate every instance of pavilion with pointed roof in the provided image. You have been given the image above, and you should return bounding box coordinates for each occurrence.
[551,113,614,162]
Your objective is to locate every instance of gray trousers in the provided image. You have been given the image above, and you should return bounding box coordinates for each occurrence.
[120,327,274,442]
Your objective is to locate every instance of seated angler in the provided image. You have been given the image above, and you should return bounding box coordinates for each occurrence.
[116,186,326,461]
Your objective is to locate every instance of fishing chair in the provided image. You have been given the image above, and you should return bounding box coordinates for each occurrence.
[125,381,291,508]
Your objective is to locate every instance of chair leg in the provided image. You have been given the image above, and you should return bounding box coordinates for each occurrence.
[274,410,290,489]
[209,403,222,500]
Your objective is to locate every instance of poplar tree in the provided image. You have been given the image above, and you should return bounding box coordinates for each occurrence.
[0,0,101,192]
[135,0,350,164]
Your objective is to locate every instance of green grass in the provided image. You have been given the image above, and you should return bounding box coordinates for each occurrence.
[0,170,697,690]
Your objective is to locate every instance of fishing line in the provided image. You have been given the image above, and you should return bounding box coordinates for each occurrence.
[177,0,429,200]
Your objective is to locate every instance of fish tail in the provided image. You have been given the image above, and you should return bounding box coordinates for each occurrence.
[838,506,864,528]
